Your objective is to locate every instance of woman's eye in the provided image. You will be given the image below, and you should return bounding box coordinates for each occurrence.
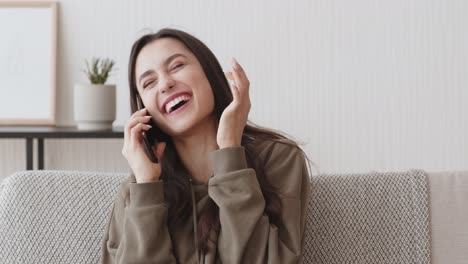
[144,80,155,88]
[172,63,184,70]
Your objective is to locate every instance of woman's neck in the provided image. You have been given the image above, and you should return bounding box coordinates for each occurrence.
[172,117,219,184]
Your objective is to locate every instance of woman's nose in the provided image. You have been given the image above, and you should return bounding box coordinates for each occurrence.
[159,75,176,94]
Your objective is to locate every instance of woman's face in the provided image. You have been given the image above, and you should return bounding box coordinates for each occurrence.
[135,38,215,137]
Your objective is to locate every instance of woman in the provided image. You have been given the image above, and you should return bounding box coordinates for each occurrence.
[101,28,311,263]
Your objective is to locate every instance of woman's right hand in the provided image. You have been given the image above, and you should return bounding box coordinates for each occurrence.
[122,108,166,183]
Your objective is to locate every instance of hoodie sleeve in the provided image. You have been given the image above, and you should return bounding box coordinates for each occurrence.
[100,178,177,264]
[208,141,311,264]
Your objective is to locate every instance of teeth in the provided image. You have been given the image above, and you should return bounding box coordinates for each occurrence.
[165,95,191,113]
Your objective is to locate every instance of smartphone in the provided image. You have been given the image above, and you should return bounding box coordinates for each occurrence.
[136,94,159,163]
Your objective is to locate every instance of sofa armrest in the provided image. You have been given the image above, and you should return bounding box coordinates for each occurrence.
[428,170,468,264]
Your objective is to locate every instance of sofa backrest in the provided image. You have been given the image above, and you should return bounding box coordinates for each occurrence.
[301,169,430,264]
[0,170,128,263]
[0,169,432,263]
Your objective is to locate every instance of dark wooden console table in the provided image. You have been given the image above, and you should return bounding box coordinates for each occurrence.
[0,126,124,170]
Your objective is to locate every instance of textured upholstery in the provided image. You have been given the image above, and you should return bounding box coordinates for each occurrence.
[0,170,128,263]
[0,169,431,263]
[301,169,430,264]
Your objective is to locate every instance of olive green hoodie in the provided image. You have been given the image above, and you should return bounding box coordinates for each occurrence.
[101,139,310,263]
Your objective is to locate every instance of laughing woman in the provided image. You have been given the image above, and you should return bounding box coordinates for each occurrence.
[101,28,311,263]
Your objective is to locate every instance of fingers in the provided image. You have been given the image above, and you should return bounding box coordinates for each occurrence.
[225,71,240,102]
[124,108,151,143]
[230,58,249,92]
[129,122,152,147]
[123,108,154,158]
[225,57,250,103]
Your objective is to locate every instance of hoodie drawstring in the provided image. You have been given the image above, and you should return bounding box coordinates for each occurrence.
[189,178,200,264]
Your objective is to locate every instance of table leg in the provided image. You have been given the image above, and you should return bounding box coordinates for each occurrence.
[26,138,33,170]
[38,138,44,170]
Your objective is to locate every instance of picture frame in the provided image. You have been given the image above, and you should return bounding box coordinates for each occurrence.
[0,2,58,125]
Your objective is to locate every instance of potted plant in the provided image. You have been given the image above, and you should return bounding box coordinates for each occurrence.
[74,57,117,130]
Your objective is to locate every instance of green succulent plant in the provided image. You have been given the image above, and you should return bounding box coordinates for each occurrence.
[83,57,116,84]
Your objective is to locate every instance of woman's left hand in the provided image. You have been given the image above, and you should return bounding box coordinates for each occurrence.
[217,58,251,149]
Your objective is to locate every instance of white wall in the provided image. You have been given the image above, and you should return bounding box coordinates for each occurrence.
[1,0,467,179]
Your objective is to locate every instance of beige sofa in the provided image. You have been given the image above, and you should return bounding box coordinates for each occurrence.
[427,170,468,263]
[0,169,466,263]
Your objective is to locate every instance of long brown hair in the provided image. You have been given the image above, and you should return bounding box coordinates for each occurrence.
[128,28,314,254]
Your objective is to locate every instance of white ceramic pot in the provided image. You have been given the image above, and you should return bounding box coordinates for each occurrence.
[73,84,116,130]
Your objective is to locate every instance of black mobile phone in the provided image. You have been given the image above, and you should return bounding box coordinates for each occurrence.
[136,94,159,163]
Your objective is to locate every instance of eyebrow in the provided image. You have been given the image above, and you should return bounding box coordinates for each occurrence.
[138,53,187,86]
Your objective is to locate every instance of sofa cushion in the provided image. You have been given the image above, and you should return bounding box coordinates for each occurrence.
[0,170,128,263]
[301,169,431,264]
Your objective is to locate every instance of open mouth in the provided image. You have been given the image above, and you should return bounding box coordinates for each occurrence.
[168,100,187,113]
[164,95,192,114]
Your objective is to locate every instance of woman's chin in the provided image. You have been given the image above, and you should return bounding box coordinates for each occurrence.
[159,111,215,139]
[163,123,196,138]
